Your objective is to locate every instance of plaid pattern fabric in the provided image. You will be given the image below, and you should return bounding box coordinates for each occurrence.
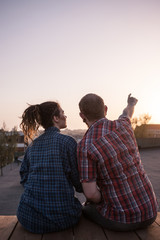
[77,117,158,223]
[17,127,82,233]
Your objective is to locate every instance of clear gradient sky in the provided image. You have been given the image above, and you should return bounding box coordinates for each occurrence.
[1,0,160,130]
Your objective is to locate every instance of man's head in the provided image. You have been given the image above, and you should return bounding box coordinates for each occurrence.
[79,93,107,126]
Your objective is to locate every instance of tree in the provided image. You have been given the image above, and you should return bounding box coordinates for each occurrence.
[131,114,151,138]
[6,127,18,169]
[0,123,18,176]
[0,128,7,176]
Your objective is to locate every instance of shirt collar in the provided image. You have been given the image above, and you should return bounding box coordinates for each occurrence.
[45,126,60,133]
[84,117,107,136]
[89,117,106,129]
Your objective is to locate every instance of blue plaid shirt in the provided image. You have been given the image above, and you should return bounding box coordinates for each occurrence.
[17,127,82,233]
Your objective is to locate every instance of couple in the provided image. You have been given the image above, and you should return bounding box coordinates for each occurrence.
[17,93,158,234]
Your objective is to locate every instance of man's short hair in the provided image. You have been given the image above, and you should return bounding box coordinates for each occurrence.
[79,93,105,121]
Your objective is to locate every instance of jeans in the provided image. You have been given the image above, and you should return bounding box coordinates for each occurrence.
[82,204,157,231]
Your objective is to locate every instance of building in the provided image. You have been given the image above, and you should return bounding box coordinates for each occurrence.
[143,124,160,138]
[16,131,26,153]
[135,124,160,148]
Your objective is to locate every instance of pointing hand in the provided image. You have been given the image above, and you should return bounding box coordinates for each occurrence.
[127,94,138,106]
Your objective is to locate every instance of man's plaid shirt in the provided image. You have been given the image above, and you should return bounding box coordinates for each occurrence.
[77,116,158,223]
[17,127,82,233]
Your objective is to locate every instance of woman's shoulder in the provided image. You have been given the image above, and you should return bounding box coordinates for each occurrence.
[59,132,77,146]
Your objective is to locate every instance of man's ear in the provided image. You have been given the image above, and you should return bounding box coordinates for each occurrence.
[104,105,108,116]
[79,112,87,123]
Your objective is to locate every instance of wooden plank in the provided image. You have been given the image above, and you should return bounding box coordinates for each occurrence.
[155,212,160,226]
[0,216,18,240]
[1,213,160,240]
[74,215,107,240]
[135,222,160,240]
[10,222,42,240]
[42,228,73,240]
[103,229,139,240]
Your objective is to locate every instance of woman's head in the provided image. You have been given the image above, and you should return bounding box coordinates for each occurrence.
[20,101,66,142]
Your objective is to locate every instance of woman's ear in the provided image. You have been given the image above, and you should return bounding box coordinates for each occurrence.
[53,115,59,124]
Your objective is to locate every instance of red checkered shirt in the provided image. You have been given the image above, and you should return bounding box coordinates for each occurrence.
[77,116,158,223]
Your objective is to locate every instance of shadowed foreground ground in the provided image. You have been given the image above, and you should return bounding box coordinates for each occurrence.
[0,148,160,215]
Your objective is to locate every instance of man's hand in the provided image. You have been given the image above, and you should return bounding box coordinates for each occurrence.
[120,93,138,119]
[127,94,138,106]
[82,182,102,203]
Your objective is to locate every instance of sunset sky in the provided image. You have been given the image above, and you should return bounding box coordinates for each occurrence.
[1,0,160,130]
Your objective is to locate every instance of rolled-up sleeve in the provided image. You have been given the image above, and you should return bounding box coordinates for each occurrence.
[77,143,97,183]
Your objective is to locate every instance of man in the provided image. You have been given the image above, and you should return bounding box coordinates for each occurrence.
[77,93,158,231]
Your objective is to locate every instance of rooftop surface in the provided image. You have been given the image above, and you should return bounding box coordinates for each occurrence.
[0,148,160,215]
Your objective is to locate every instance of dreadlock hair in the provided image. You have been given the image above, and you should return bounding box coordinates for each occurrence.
[20,101,60,143]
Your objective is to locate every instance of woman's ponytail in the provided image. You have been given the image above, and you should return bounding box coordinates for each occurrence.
[20,101,60,143]
[20,104,41,143]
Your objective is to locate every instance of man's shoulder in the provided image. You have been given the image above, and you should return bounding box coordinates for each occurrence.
[105,116,131,131]
[78,134,87,148]
[118,115,131,124]
[78,122,105,150]
[78,117,131,144]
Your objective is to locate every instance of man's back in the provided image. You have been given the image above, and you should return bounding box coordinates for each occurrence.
[78,116,158,223]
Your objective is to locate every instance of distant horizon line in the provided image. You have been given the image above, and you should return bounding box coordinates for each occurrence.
[2,123,160,133]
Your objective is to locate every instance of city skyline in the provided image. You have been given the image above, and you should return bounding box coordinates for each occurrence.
[1,0,160,130]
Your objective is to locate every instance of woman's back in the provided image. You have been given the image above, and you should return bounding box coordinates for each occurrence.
[17,127,82,233]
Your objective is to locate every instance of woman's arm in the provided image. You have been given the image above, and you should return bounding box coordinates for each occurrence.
[20,148,30,186]
[67,138,83,193]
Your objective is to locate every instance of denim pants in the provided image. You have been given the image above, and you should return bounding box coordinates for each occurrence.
[82,204,157,231]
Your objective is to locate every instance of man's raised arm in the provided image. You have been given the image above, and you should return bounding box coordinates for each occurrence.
[121,94,138,119]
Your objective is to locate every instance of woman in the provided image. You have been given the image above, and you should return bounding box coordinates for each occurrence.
[17,101,82,233]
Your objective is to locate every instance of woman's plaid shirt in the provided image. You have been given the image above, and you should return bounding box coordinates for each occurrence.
[17,127,82,233]
[77,116,158,223]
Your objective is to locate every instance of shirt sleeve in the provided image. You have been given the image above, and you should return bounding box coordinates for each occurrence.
[118,115,131,125]
[77,143,97,183]
[118,115,134,133]
[20,147,30,186]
